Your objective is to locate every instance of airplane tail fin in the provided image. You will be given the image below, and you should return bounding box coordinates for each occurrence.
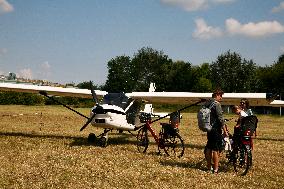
[149,83,156,92]
[90,81,99,105]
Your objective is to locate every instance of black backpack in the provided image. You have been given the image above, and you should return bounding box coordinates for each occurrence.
[240,115,258,136]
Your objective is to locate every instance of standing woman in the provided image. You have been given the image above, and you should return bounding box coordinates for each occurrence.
[239,98,258,136]
[240,98,253,116]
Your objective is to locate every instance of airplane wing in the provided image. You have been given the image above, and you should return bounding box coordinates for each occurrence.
[0,82,107,98]
[0,82,281,107]
[127,92,280,107]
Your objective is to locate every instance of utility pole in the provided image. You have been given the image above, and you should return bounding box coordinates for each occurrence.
[280,95,282,116]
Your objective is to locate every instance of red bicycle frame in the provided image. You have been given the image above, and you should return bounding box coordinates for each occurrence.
[241,130,253,149]
[135,100,203,148]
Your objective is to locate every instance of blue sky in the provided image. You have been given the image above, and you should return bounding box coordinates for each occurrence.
[0,0,284,85]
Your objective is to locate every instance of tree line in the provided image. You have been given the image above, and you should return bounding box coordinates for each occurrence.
[103,47,283,96]
[0,47,283,106]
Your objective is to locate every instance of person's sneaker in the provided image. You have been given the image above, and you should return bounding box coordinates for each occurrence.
[213,169,218,174]
[207,167,214,173]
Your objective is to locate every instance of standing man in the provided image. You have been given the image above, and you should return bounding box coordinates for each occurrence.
[204,88,227,174]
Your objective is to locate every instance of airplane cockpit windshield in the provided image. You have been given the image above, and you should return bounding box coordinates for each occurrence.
[102,93,130,109]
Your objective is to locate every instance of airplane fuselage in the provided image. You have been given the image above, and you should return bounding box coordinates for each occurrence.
[90,104,136,131]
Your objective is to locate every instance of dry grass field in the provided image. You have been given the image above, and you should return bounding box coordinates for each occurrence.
[0,105,283,189]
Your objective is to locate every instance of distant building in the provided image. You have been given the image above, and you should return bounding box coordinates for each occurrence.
[8,72,16,80]
[0,75,6,80]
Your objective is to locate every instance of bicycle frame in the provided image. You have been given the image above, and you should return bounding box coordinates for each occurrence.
[136,100,204,156]
[138,100,203,146]
[144,120,162,147]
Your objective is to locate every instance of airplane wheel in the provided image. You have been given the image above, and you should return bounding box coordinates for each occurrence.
[137,126,149,153]
[87,133,97,144]
[99,136,108,147]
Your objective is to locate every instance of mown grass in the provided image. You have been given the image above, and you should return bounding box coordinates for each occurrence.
[0,105,283,189]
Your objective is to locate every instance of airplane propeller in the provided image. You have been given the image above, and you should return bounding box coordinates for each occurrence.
[80,81,102,131]
[80,111,97,131]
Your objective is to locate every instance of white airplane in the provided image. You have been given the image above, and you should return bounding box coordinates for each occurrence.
[0,82,283,146]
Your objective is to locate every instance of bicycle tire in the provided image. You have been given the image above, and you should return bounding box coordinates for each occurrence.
[233,144,252,176]
[163,132,185,158]
[137,126,149,153]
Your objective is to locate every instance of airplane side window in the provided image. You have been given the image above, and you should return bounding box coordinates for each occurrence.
[103,93,129,109]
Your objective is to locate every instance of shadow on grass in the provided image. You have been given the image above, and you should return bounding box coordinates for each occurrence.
[0,131,84,140]
[0,131,140,147]
[71,133,139,147]
[0,131,215,155]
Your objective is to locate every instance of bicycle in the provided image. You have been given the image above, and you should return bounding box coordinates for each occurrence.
[136,111,185,158]
[136,100,203,158]
[225,115,258,176]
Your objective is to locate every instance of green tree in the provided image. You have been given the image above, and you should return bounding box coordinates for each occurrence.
[192,63,212,92]
[77,81,98,90]
[193,77,212,92]
[255,66,273,92]
[255,54,284,96]
[164,60,195,92]
[131,47,172,91]
[210,50,257,92]
[272,54,284,95]
[104,55,134,92]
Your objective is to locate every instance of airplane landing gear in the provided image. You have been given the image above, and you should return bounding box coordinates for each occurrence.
[88,133,97,143]
[87,129,110,147]
[98,129,109,147]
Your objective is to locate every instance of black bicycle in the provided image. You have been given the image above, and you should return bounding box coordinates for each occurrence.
[226,115,258,176]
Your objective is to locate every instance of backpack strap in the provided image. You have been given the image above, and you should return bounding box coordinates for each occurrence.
[208,100,216,127]
[208,100,216,110]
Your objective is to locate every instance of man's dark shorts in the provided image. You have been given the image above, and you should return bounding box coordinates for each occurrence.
[206,128,224,152]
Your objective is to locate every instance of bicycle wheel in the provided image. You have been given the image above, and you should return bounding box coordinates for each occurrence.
[137,126,149,153]
[163,133,185,158]
[233,145,252,176]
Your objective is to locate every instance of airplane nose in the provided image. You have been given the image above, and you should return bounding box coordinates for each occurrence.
[92,105,104,114]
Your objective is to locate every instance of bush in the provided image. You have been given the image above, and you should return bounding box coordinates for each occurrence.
[0,91,45,105]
